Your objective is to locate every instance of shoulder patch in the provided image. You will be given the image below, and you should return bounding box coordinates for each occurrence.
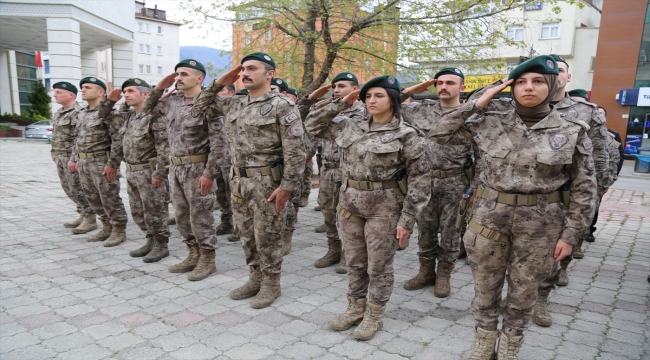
[210,120,223,131]
[549,133,569,150]
[417,157,431,173]
[260,104,273,116]
[290,122,304,137]
[284,112,299,124]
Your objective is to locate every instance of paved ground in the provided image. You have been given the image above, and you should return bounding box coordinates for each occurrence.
[1,140,648,360]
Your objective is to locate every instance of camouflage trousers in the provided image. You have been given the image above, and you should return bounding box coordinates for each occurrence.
[416,175,468,264]
[284,183,302,232]
[317,167,343,241]
[77,158,127,225]
[55,153,93,215]
[169,163,217,250]
[214,166,232,217]
[465,187,563,337]
[337,185,403,306]
[301,159,314,199]
[230,175,286,274]
[539,196,599,294]
[126,168,170,238]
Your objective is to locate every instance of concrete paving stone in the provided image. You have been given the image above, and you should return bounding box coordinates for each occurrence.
[54,344,112,360]
[2,344,57,360]
[302,329,346,348]
[96,332,146,352]
[224,343,274,360]
[42,332,94,352]
[0,322,27,338]
[118,346,167,360]
[169,343,221,360]
[398,325,441,343]
[277,319,321,337]
[517,345,556,360]
[276,341,326,359]
[151,332,199,352]
[82,321,129,340]
[133,321,176,339]
[98,304,141,318]
[180,321,226,340]
[422,335,471,356]
[32,322,78,340]
[330,339,376,359]
[202,331,250,351]
[600,338,644,359]
[380,337,423,357]
[2,294,39,309]
[606,327,647,346]
[7,304,52,318]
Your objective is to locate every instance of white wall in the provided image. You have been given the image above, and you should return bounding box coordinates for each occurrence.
[132,18,180,86]
[569,27,599,91]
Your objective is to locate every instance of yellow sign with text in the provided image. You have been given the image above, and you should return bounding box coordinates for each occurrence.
[463,75,508,92]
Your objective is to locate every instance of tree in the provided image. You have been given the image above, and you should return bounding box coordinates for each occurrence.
[180,0,579,96]
[28,81,51,118]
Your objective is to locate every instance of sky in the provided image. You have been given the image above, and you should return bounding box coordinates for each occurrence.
[144,0,233,50]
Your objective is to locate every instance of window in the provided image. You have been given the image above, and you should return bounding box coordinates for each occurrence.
[100,62,105,72]
[265,29,271,41]
[44,59,50,75]
[540,22,560,39]
[590,57,596,72]
[146,65,151,74]
[138,44,144,53]
[139,64,144,74]
[245,33,251,44]
[138,22,145,32]
[506,62,519,72]
[145,45,151,54]
[157,26,163,35]
[146,23,151,33]
[157,66,163,75]
[157,46,162,55]
[506,26,523,41]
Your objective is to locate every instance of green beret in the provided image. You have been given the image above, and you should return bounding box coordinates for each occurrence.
[549,54,568,68]
[332,72,358,85]
[287,88,298,97]
[175,59,206,74]
[241,52,275,69]
[434,67,465,80]
[235,89,249,95]
[53,82,77,95]
[359,75,400,102]
[121,78,150,90]
[272,78,289,92]
[508,55,558,80]
[568,89,589,101]
[79,77,106,91]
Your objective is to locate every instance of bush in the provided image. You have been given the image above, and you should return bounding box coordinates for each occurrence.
[28,82,52,118]
[0,112,41,123]
[0,125,13,131]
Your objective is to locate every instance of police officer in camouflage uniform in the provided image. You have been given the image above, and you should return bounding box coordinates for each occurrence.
[102,79,171,263]
[305,75,431,341]
[144,59,225,281]
[193,53,306,309]
[298,72,363,273]
[431,56,596,359]
[68,77,128,246]
[214,84,235,236]
[399,67,477,298]
[50,82,97,234]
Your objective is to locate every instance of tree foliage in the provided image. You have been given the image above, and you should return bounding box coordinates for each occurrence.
[180,0,579,95]
[27,81,51,118]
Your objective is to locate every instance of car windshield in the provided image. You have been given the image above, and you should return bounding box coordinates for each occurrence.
[33,121,50,125]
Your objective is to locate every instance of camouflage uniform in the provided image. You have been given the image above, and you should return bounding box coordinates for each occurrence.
[193,83,306,274]
[71,103,127,226]
[51,103,93,216]
[429,102,596,336]
[401,100,475,264]
[143,89,226,250]
[102,99,170,238]
[213,113,233,225]
[305,98,431,306]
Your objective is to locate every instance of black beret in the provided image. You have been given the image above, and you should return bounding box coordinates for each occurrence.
[272,78,289,92]
[53,82,77,95]
[434,67,465,80]
[332,72,358,84]
[121,78,150,90]
[359,75,400,102]
[80,77,106,91]
[287,88,298,97]
[241,52,275,69]
[549,54,569,68]
[175,59,206,74]
[508,55,559,80]
[568,89,589,101]
[235,89,249,95]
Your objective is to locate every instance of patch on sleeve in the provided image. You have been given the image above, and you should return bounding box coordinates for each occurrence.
[417,157,431,173]
[260,104,273,116]
[290,122,304,137]
[210,120,223,131]
[284,112,299,124]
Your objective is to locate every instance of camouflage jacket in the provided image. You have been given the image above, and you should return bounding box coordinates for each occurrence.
[71,101,123,168]
[143,89,227,179]
[51,103,82,155]
[100,98,170,180]
[429,102,597,245]
[305,98,432,230]
[606,131,621,184]
[192,82,306,192]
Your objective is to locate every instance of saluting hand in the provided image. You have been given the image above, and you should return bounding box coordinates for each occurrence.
[342,89,360,105]
[157,73,177,90]
[107,88,122,102]
[396,226,411,248]
[404,79,437,95]
[216,65,242,86]
[308,85,331,100]
[476,79,514,108]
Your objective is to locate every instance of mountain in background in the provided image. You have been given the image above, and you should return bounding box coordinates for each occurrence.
[180,46,231,84]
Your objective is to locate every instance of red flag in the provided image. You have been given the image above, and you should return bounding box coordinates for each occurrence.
[35,51,43,68]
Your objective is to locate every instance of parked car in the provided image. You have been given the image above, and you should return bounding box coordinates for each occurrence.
[24,120,52,139]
